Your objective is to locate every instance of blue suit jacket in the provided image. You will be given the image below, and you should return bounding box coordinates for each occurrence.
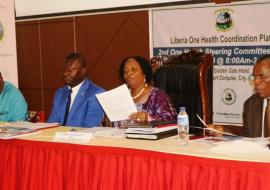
[47,79,105,127]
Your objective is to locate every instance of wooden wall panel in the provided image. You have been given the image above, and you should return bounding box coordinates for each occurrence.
[43,89,57,119]
[16,21,41,88]
[76,11,149,90]
[20,89,43,111]
[39,18,75,116]
[40,18,75,89]
[16,10,149,119]
[16,21,43,110]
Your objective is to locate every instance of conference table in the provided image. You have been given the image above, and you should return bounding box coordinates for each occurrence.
[0,126,270,190]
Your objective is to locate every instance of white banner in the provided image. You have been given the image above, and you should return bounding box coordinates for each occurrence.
[15,0,190,17]
[0,0,18,86]
[151,1,270,125]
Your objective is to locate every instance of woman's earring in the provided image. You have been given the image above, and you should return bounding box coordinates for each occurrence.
[144,78,146,83]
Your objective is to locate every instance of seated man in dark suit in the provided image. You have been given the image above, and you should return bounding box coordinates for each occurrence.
[47,53,105,128]
[243,55,270,137]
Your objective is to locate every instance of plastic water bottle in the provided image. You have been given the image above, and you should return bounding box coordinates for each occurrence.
[177,107,189,146]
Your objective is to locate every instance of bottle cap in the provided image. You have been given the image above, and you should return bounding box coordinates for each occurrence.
[179,107,186,111]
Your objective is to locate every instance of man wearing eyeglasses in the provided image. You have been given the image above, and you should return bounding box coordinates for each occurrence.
[243,55,270,137]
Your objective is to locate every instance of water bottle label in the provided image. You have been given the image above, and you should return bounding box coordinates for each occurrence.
[178,117,189,125]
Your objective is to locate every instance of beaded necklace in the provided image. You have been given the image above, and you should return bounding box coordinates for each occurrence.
[131,84,147,99]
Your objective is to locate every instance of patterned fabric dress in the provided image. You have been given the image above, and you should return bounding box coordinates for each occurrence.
[136,87,177,121]
[114,87,177,128]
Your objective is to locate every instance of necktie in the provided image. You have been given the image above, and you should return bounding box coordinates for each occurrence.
[264,99,270,137]
[63,88,72,126]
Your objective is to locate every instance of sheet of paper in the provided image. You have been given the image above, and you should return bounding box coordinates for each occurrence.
[196,114,237,137]
[10,121,59,130]
[0,126,40,139]
[81,127,126,138]
[191,126,237,137]
[191,136,242,145]
[96,84,137,122]
[209,140,270,159]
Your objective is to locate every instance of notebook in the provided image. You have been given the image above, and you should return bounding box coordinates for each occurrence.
[126,128,177,140]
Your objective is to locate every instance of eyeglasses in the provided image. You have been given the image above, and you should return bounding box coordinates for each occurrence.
[249,74,270,82]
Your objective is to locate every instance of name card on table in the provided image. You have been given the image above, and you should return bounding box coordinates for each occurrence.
[53,132,93,143]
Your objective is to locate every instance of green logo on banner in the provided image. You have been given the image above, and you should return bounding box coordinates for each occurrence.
[0,21,4,41]
[215,8,233,32]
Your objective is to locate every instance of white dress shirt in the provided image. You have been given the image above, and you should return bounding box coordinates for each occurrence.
[69,80,85,110]
[262,98,269,137]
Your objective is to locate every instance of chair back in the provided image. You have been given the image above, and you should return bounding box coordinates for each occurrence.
[151,49,213,131]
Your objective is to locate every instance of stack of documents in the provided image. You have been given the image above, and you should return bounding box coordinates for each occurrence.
[125,124,177,140]
[0,126,38,139]
[0,122,59,139]
[11,122,59,130]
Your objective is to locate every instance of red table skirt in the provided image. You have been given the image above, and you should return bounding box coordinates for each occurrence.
[0,139,269,190]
